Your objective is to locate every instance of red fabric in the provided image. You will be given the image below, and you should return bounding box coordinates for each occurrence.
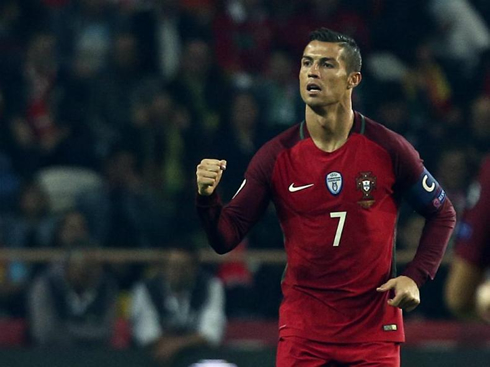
[0,318,27,346]
[111,318,131,349]
[276,336,400,367]
[24,66,58,139]
[224,319,490,347]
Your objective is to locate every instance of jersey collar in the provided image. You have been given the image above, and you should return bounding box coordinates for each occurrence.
[299,110,365,141]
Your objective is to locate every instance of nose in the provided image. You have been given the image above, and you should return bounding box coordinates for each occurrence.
[308,62,320,78]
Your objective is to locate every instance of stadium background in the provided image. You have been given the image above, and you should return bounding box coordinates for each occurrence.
[0,0,489,366]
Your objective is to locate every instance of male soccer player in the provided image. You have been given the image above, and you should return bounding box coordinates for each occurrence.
[446,155,490,322]
[196,28,456,366]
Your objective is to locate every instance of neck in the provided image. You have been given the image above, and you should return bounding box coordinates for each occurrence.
[305,101,354,153]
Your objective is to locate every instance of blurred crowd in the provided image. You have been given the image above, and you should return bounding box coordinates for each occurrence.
[0,0,489,357]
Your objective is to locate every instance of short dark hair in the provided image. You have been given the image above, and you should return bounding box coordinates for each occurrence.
[309,28,362,73]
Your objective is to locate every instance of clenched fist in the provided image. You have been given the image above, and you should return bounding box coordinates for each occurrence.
[196,159,227,196]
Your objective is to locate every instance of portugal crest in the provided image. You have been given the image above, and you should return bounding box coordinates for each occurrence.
[356,172,377,208]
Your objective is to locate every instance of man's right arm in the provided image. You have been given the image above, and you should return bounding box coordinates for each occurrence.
[446,156,490,320]
[196,155,272,254]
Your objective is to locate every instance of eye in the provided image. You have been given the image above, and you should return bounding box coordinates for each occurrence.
[302,59,311,67]
[323,62,334,68]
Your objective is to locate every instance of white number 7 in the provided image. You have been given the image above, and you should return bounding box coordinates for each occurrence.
[330,211,347,247]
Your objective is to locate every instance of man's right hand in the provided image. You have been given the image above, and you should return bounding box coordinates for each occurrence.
[196,159,227,196]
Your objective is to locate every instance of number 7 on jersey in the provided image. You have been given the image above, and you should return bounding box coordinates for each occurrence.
[330,211,347,247]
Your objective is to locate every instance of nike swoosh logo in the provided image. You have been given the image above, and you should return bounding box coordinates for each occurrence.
[288,183,314,192]
[232,179,247,199]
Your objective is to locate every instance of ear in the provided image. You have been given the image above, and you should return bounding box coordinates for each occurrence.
[347,72,362,89]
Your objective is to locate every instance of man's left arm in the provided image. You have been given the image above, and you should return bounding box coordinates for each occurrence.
[378,168,457,311]
[402,169,457,287]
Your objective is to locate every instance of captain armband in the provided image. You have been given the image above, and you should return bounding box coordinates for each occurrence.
[406,168,446,215]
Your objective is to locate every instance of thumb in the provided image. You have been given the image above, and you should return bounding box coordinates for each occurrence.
[377,279,395,292]
[219,160,227,170]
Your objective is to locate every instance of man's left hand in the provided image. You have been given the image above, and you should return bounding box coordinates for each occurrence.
[377,276,420,312]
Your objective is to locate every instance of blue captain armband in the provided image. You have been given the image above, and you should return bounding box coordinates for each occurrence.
[406,168,446,215]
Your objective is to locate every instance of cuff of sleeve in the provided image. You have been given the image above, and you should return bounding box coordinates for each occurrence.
[401,267,428,288]
[196,191,220,207]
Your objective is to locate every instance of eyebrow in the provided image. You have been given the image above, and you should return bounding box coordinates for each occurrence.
[301,56,337,63]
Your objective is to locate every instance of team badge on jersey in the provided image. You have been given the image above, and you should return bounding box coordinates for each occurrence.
[356,171,377,208]
[325,172,343,195]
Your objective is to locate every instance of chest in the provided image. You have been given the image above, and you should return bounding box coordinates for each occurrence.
[271,137,396,214]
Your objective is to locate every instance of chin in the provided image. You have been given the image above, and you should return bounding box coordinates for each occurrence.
[306,99,329,109]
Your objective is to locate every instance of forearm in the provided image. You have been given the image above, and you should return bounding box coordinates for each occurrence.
[403,198,457,287]
[196,192,245,254]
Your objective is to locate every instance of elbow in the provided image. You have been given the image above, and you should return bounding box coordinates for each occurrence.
[448,202,457,225]
[213,246,231,255]
[443,198,457,226]
[209,238,239,255]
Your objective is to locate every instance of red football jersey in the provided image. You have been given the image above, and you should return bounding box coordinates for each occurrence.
[197,112,456,343]
[454,155,490,268]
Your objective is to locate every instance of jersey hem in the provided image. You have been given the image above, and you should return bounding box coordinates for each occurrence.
[278,327,406,344]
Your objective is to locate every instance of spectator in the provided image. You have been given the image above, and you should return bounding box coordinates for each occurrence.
[429,0,490,102]
[168,38,230,149]
[51,210,95,249]
[76,149,168,248]
[126,86,192,199]
[5,30,95,174]
[445,155,490,321]
[130,247,226,366]
[274,0,370,60]
[89,31,154,160]
[46,0,119,73]
[254,49,303,138]
[28,249,118,347]
[213,0,274,75]
[131,0,212,81]
[404,38,453,120]
[468,95,490,160]
[435,147,471,216]
[1,181,57,249]
[214,90,264,200]
[0,153,21,213]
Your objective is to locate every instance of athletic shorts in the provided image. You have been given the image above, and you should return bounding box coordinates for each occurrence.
[276,335,400,367]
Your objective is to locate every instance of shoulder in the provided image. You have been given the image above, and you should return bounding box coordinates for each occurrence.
[255,124,302,158]
[247,123,302,180]
[359,113,424,188]
[362,115,418,157]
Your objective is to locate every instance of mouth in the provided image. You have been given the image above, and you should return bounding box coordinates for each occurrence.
[306,83,322,93]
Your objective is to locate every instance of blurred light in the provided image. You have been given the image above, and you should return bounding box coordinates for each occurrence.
[189,359,238,367]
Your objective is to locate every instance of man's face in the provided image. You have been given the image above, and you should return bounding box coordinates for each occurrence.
[299,41,353,108]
